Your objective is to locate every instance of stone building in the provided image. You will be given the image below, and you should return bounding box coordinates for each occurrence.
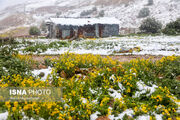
[46,17,119,39]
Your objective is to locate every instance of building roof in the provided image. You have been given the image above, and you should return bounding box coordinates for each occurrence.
[48,17,120,26]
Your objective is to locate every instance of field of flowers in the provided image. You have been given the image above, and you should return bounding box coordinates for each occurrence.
[0,46,179,120]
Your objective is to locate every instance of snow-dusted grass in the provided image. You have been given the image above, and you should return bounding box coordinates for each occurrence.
[14,35,180,56]
[109,109,134,120]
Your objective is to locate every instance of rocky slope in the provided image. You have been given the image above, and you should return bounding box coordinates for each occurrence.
[0,0,179,33]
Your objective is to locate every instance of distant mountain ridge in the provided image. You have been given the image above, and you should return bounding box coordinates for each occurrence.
[0,0,179,33]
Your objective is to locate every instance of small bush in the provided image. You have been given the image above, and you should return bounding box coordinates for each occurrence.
[56,12,61,18]
[98,10,105,17]
[29,26,41,36]
[162,18,180,35]
[139,18,162,33]
[92,7,97,11]
[138,8,150,18]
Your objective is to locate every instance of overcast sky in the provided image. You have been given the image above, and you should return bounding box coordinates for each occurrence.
[0,0,26,10]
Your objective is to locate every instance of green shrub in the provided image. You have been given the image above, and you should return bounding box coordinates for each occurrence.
[29,26,41,35]
[139,18,162,33]
[138,8,150,18]
[163,18,180,35]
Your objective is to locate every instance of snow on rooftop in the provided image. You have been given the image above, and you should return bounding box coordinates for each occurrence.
[49,17,120,26]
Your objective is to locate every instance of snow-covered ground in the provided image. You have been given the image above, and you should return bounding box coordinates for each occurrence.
[17,36,180,56]
[1,35,180,120]
[0,112,8,120]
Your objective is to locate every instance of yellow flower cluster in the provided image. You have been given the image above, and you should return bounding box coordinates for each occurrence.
[151,95,163,102]
[159,55,177,63]
[100,97,110,107]
[141,104,148,114]
[0,74,47,87]
[55,53,117,69]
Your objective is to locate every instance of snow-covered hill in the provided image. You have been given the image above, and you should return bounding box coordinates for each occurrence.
[0,0,179,32]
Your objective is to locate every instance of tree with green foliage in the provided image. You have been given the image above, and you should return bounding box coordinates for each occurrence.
[139,17,162,33]
[138,8,150,18]
[29,26,41,35]
[162,18,180,35]
[80,7,97,17]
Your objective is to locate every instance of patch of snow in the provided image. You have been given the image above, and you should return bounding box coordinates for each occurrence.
[109,109,134,120]
[108,88,122,99]
[2,67,8,72]
[20,38,60,44]
[49,17,120,26]
[133,81,158,98]
[23,116,45,120]
[137,113,162,120]
[118,83,125,91]
[136,115,150,120]
[81,98,87,104]
[32,67,52,81]
[64,103,69,108]
[0,112,8,120]
[90,111,100,120]
[155,114,163,120]
[109,74,116,81]
[175,99,180,113]
[89,88,97,94]
[92,99,98,104]
[16,36,180,56]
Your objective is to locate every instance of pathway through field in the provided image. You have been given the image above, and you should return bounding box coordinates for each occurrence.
[31,55,163,69]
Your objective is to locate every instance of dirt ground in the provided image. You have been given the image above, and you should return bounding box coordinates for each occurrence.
[31,55,163,64]
[105,55,163,62]
[30,55,163,69]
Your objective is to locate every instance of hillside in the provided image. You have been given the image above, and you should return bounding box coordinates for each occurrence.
[0,0,179,33]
